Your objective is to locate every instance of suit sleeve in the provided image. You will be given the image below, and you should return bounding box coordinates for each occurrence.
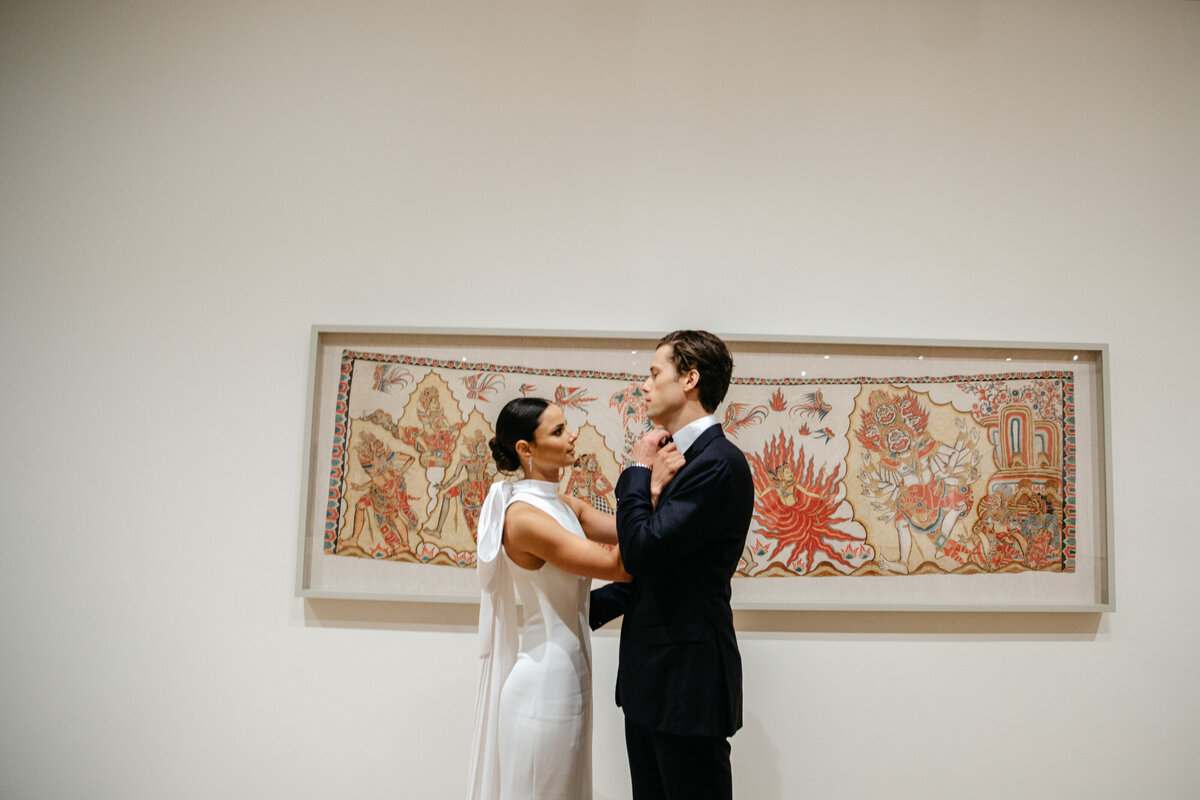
[588,581,631,630]
[615,458,732,575]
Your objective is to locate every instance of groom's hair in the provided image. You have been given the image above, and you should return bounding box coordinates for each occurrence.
[657,330,733,413]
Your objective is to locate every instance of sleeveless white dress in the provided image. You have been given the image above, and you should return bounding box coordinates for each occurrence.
[467,479,593,800]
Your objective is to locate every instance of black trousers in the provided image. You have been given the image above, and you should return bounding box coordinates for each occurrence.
[624,717,733,800]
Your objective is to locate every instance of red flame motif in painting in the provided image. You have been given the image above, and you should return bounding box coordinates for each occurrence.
[747,433,856,573]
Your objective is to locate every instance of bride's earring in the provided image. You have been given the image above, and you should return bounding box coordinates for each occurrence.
[527,456,533,473]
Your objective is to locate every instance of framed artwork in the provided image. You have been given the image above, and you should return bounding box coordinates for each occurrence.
[296,326,1113,612]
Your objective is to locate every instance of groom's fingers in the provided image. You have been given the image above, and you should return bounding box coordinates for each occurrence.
[642,430,670,446]
[632,430,670,461]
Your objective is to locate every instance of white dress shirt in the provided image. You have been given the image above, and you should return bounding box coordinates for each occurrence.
[670,414,720,455]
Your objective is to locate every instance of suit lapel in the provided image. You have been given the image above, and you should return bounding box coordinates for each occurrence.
[683,424,723,462]
[655,425,724,505]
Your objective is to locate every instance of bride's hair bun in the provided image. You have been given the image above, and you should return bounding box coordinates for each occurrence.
[489,437,520,472]
[490,397,550,473]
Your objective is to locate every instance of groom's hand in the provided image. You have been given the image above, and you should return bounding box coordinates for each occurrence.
[630,429,671,465]
[650,442,684,507]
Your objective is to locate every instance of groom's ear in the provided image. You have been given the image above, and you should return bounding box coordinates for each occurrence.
[682,368,700,392]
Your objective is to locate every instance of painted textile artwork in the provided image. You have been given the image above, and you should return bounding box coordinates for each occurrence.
[325,350,1075,578]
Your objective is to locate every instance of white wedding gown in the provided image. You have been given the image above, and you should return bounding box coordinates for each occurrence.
[468,479,592,800]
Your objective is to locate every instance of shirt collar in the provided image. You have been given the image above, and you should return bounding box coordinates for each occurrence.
[671,414,719,455]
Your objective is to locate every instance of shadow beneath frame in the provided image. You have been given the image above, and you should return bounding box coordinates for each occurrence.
[731,609,1105,639]
[302,597,1104,642]
[302,598,481,632]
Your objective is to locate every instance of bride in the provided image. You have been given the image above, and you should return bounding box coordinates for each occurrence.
[467,397,679,800]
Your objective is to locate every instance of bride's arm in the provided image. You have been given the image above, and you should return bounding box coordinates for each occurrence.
[504,503,630,582]
[560,494,618,545]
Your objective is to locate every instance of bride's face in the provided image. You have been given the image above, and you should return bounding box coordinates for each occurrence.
[528,404,578,472]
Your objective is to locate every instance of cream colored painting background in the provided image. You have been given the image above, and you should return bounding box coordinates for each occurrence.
[3,2,1198,798]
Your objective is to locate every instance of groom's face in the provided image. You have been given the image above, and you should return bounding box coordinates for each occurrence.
[642,345,690,426]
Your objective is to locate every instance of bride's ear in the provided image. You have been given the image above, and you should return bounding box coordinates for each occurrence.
[515,439,533,460]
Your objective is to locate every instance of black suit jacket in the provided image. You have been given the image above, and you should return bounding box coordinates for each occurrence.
[590,424,754,738]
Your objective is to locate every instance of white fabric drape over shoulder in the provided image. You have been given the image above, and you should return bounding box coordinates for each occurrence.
[466,480,518,800]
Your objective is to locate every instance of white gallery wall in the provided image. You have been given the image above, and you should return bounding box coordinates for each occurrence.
[2,1,1198,797]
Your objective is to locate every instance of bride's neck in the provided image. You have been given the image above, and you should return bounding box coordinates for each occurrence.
[523,466,561,483]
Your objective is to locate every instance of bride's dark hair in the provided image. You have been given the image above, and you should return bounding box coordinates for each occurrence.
[489,397,550,472]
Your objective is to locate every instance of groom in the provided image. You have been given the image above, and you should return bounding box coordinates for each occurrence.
[590,330,754,800]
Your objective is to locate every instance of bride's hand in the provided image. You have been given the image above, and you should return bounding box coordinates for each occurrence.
[650,443,684,508]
